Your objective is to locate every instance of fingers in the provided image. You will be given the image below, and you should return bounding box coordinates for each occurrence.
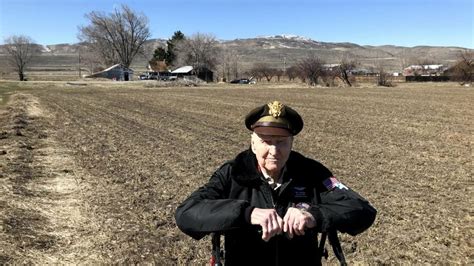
[283,207,316,238]
[251,208,283,241]
[294,220,305,236]
[283,217,290,237]
[263,211,283,241]
[283,207,297,238]
[287,216,295,238]
[250,207,316,241]
[262,214,274,241]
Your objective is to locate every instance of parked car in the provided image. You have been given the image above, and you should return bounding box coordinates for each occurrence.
[139,71,159,80]
[148,72,159,80]
[230,78,254,84]
[161,75,177,81]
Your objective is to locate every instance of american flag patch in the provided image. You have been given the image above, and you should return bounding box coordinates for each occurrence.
[323,176,348,190]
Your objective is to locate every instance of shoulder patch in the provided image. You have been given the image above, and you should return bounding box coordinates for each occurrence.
[323,176,348,190]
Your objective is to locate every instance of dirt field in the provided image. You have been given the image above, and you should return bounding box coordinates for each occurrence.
[0,81,472,264]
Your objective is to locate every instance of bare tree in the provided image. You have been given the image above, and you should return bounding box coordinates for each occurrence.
[285,65,300,81]
[219,48,241,82]
[78,43,103,75]
[248,68,263,82]
[274,69,284,82]
[250,63,275,82]
[174,32,220,78]
[3,35,39,81]
[376,65,393,87]
[78,4,150,68]
[337,60,357,86]
[230,55,240,80]
[398,48,411,70]
[297,56,325,86]
[321,67,338,87]
[450,50,473,84]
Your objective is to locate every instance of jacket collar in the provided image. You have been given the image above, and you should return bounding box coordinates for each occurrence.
[231,149,262,186]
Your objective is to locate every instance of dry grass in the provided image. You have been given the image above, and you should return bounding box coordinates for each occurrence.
[0,81,472,264]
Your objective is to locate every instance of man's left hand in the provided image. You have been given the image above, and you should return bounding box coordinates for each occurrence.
[283,207,316,239]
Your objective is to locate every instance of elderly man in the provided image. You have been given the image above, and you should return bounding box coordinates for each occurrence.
[175,101,376,265]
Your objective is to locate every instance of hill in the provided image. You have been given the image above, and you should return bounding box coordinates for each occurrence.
[0,35,470,80]
[221,35,467,71]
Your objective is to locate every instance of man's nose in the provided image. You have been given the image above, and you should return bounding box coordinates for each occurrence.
[268,145,278,155]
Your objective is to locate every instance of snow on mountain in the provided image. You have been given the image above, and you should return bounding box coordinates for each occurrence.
[257,34,315,42]
[42,45,51,53]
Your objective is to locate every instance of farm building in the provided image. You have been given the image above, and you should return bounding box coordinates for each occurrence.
[171,65,214,82]
[171,66,194,77]
[322,64,340,71]
[349,68,378,76]
[403,64,447,76]
[85,64,134,81]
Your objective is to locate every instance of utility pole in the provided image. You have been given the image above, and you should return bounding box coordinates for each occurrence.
[78,48,82,78]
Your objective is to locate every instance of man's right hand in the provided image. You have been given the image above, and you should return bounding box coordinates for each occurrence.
[250,208,284,241]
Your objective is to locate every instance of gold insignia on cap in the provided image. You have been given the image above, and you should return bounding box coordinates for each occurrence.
[267,101,285,118]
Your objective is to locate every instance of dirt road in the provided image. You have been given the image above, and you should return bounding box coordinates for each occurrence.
[0,93,106,263]
[1,82,472,264]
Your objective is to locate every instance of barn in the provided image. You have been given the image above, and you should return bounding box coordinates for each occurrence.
[171,65,194,78]
[86,64,134,81]
[171,66,214,82]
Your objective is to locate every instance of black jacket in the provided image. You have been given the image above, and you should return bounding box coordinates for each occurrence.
[175,149,376,265]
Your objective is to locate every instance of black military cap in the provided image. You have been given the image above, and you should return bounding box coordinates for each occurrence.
[245,101,304,136]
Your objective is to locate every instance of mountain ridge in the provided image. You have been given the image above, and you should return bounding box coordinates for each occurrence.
[0,35,471,73]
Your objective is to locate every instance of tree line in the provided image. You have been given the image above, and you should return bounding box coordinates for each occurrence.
[2,4,473,85]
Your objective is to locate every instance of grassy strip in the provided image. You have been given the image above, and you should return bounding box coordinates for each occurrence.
[0,82,25,106]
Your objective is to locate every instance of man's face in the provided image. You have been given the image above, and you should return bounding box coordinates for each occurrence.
[251,131,293,177]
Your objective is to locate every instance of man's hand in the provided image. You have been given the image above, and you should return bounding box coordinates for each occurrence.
[250,208,284,241]
[283,207,316,239]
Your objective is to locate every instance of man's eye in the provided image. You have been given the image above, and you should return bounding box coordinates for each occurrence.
[277,140,287,146]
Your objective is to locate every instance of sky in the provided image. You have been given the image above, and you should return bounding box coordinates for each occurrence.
[0,0,472,48]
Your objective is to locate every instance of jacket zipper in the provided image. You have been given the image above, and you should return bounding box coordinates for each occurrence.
[261,182,276,208]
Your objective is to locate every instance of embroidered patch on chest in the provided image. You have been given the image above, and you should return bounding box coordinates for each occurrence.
[323,176,348,190]
[292,186,308,198]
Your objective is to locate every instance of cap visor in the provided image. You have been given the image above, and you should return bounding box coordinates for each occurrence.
[253,126,292,137]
